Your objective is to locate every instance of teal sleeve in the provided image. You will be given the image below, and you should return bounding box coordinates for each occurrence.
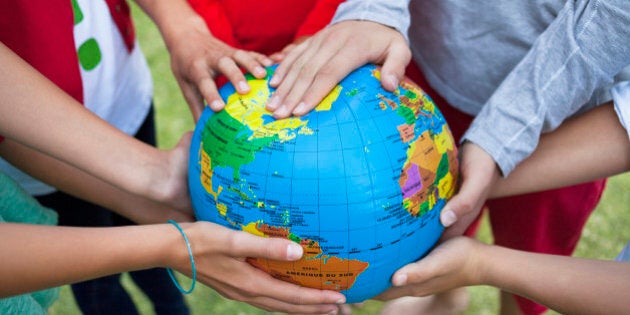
[0,172,60,314]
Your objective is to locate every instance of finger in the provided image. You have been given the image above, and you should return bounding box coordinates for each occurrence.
[214,55,250,94]
[379,40,412,91]
[179,82,205,121]
[215,263,346,310]
[268,52,284,63]
[203,273,342,314]
[271,38,344,118]
[197,76,224,112]
[268,38,311,88]
[187,60,224,113]
[292,45,376,116]
[250,51,274,68]
[439,193,483,240]
[225,230,306,261]
[232,49,269,78]
[249,296,340,315]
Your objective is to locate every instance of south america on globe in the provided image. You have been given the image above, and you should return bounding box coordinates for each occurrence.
[188,63,459,302]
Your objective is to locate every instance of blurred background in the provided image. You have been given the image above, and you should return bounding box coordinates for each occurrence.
[48,4,630,315]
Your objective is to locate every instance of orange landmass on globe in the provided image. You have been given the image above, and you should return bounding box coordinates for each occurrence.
[398,130,441,215]
[245,223,369,291]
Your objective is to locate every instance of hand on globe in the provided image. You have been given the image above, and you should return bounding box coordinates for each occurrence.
[176,221,345,314]
[161,14,273,121]
[374,236,483,300]
[150,131,194,217]
[439,142,501,240]
[266,20,411,118]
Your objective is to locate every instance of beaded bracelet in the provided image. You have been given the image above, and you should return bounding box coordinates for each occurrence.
[166,219,197,294]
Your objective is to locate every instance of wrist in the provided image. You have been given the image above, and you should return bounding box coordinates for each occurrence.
[165,222,197,270]
[157,8,208,51]
[165,220,197,294]
[470,240,494,286]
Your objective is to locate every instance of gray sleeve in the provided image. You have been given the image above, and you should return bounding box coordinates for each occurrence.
[463,0,630,176]
[331,0,411,41]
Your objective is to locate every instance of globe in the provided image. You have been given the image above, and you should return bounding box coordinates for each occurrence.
[188,64,458,303]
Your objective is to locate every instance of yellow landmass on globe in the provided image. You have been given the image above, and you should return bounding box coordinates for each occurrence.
[434,124,456,154]
[245,222,369,291]
[437,172,455,199]
[223,79,341,142]
[314,85,342,112]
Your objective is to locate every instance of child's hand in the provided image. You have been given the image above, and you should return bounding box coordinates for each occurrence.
[375,237,484,300]
[268,36,311,63]
[267,20,410,119]
[174,222,346,314]
[439,142,501,240]
[152,132,193,215]
[164,17,273,121]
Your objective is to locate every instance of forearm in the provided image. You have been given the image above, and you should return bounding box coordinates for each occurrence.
[0,223,185,297]
[0,42,184,204]
[0,141,192,224]
[480,243,630,314]
[464,0,630,176]
[490,103,630,198]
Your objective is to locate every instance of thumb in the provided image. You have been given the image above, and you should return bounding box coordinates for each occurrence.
[440,142,501,238]
[379,39,411,92]
[439,169,494,239]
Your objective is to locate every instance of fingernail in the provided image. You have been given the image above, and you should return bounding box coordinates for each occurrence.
[335,298,346,305]
[287,243,303,260]
[274,105,289,118]
[254,66,266,77]
[384,74,399,89]
[210,100,224,111]
[269,75,280,86]
[267,96,280,110]
[293,102,309,115]
[238,81,250,93]
[392,274,407,286]
[441,209,458,227]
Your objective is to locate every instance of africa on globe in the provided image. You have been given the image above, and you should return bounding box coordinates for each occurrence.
[188,64,458,302]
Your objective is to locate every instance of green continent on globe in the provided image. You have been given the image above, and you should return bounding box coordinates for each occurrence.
[189,64,459,302]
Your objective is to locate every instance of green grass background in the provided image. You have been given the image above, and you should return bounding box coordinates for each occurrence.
[49,5,630,315]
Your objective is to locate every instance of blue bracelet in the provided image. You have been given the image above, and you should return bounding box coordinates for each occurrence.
[166,220,197,294]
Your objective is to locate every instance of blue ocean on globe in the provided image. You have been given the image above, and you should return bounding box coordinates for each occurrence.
[188,64,459,302]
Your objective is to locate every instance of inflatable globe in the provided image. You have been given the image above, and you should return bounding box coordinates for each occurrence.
[188,64,458,302]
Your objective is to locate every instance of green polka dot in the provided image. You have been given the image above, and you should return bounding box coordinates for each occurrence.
[71,0,83,25]
[78,38,102,71]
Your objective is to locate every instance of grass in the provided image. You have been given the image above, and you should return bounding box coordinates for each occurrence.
[48,5,630,315]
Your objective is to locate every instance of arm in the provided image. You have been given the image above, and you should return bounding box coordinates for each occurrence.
[377,103,630,314]
[441,0,630,235]
[133,0,272,118]
[0,42,190,215]
[0,41,346,314]
[440,101,630,236]
[379,236,630,315]
[267,0,412,118]
[0,221,345,314]
[0,141,191,224]
[491,102,630,198]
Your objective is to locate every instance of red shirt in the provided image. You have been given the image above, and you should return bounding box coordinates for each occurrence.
[188,0,344,55]
[0,0,134,143]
